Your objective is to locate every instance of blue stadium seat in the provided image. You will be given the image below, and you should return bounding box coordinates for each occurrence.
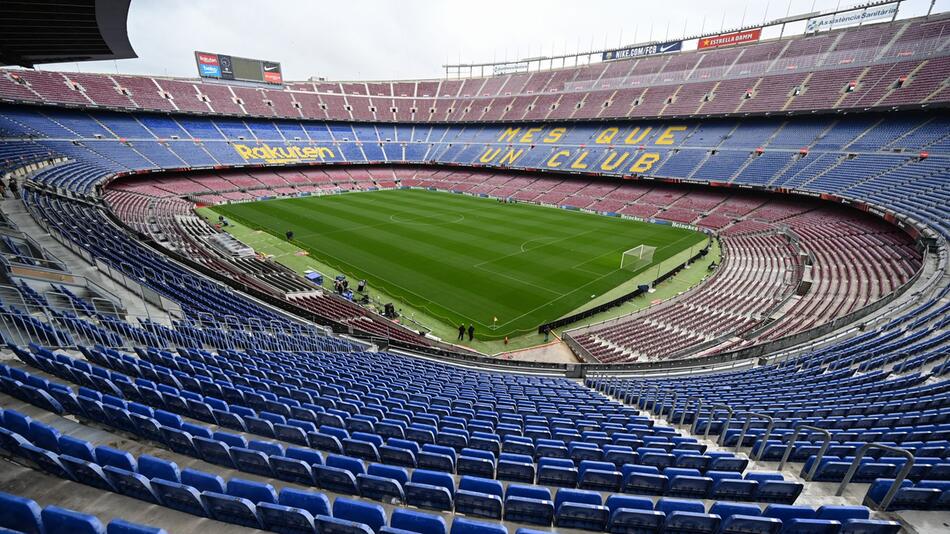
[665,468,713,498]
[779,518,842,533]
[258,502,317,534]
[151,479,208,516]
[556,501,610,531]
[865,479,938,510]
[200,491,261,528]
[655,497,705,516]
[227,478,277,506]
[497,453,535,483]
[449,517,507,534]
[270,455,314,485]
[456,476,504,519]
[538,457,579,487]
[229,446,273,476]
[605,494,662,534]
[839,519,902,534]
[285,447,324,467]
[159,427,196,457]
[59,455,114,491]
[504,485,554,526]
[105,519,168,534]
[334,497,386,533]
[28,421,61,452]
[358,466,407,503]
[624,470,668,496]
[406,469,455,511]
[180,469,225,494]
[137,455,180,483]
[193,437,233,467]
[390,509,447,534]
[315,515,374,534]
[94,445,136,472]
[663,510,721,534]
[103,466,160,504]
[418,444,456,472]
[314,464,360,495]
[56,435,94,463]
[21,444,73,480]
[458,449,496,478]
[710,471,758,501]
[0,491,43,534]
[40,506,106,534]
[579,460,622,491]
[278,487,332,517]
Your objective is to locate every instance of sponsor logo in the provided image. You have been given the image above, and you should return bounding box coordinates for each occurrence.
[198,64,221,77]
[806,4,898,33]
[232,143,336,163]
[262,61,282,84]
[196,53,218,65]
[602,40,682,61]
[698,28,762,49]
[671,222,698,231]
[196,52,222,78]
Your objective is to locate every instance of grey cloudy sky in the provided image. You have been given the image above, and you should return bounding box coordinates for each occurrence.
[41,0,948,81]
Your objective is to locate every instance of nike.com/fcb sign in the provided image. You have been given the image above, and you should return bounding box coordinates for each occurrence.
[195,51,283,85]
[698,28,762,49]
[262,62,282,84]
[602,40,682,61]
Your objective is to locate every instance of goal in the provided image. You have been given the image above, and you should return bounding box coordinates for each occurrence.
[620,245,656,271]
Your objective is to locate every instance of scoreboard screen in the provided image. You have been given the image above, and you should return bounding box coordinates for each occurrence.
[195,51,283,85]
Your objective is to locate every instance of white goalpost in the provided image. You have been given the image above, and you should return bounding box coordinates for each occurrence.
[620,244,656,271]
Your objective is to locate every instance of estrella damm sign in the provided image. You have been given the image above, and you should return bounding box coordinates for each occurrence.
[232,143,337,164]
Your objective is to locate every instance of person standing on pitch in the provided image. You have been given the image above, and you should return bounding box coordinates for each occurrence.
[468,324,475,341]
[458,324,465,341]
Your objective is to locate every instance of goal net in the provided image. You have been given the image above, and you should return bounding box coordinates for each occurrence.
[620,245,656,271]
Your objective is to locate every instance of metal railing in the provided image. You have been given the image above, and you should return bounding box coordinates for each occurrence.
[836,443,914,511]
[683,396,702,429]
[778,424,832,481]
[700,403,734,446]
[734,412,774,461]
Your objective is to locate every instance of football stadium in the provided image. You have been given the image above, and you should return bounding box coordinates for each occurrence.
[0,0,948,532]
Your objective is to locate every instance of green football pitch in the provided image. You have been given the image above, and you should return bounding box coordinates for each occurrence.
[211,189,706,339]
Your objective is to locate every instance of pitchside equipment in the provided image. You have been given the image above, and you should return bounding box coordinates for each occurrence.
[621,245,656,271]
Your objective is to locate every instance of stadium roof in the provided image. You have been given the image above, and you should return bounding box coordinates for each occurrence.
[0,0,136,68]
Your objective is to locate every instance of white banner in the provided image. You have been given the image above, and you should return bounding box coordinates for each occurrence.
[805,3,898,33]
[493,62,529,75]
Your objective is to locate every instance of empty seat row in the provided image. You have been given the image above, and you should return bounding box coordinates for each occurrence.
[0,490,165,534]
[865,478,950,511]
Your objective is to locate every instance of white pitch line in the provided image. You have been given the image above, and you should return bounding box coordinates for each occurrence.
[472,227,600,269]
[473,264,566,297]
[492,268,622,328]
